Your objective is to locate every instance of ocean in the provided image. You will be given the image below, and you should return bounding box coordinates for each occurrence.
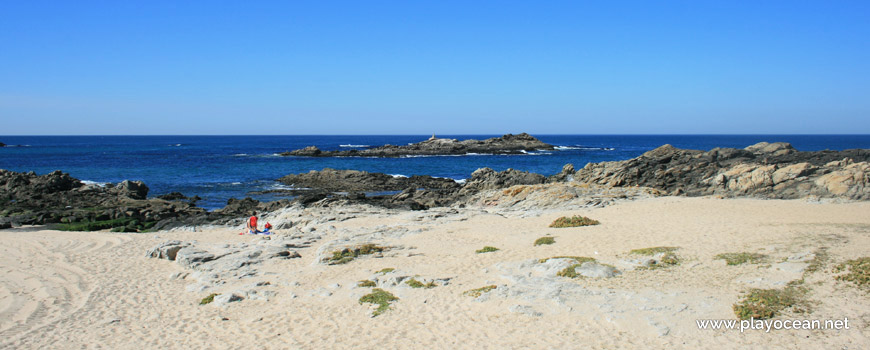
[1,135,868,210]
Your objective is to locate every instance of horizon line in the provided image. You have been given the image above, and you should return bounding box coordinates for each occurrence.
[3,133,870,137]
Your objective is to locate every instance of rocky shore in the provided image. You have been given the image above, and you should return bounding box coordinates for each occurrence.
[573,142,870,200]
[2,141,867,231]
[280,133,554,157]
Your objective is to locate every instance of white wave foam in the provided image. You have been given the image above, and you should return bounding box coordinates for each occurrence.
[555,146,616,151]
[232,153,248,156]
[340,144,370,148]
[389,174,408,178]
[400,154,464,158]
[454,178,467,184]
[81,180,108,187]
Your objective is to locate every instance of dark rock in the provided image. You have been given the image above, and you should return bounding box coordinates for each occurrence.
[111,180,149,200]
[277,168,460,193]
[157,192,189,201]
[288,145,322,156]
[0,169,206,230]
[280,133,554,157]
[548,163,576,182]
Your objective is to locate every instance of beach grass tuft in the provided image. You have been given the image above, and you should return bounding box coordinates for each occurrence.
[534,237,555,246]
[406,278,436,289]
[463,285,497,298]
[630,246,679,255]
[476,246,500,254]
[375,268,395,274]
[199,293,219,305]
[359,288,398,316]
[538,256,596,264]
[328,244,388,265]
[834,257,870,289]
[358,280,377,288]
[549,216,600,228]
[733,286,808,320]
[806,247,830,274]
[716,252,767,265]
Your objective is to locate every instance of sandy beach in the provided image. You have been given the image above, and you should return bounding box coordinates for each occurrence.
[2,196,868,349]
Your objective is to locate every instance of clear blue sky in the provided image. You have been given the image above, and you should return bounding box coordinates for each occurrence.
[1,1,868,135]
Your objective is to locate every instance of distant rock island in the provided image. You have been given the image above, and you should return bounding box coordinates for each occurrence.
[280,133,554,157]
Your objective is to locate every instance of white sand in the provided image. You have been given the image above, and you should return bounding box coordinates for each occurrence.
[2,197,869,349]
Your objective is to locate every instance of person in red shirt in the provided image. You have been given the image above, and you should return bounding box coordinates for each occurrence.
[246,212,259,234]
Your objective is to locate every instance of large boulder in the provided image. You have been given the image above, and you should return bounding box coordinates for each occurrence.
[459,168,547,196]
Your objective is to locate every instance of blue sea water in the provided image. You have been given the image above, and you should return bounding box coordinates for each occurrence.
[1,135,868,210]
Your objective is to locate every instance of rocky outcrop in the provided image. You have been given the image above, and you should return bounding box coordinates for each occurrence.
[457,168,547,197]
[574,142,870,200]
[0,169,208,228]
[147,236,310,294]
[280,133,554,157]
[272,167,554,210]
[277,168,460,192]
[0,142,5,147]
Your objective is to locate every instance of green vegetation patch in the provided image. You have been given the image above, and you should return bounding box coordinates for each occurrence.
[549,216,600,228]
[806,247,830,274]
[57,217,156,232]
[200,293,220,305]
[328,244,389,265]
[534,237,555,246]
[733,286,808,320]
[630,246,679,255]
[538,256,596,264]
[716,252,767,266]
[537,256,598,279]
[476,246,500,254]
[406,278,436,289]
[462,285,497,298]
[834,257,870,289]
[358,280,377,288]
[375,268,395,274]
[359,288,399,316]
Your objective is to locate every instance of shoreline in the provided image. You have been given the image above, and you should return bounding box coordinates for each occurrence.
[2,196,868,348]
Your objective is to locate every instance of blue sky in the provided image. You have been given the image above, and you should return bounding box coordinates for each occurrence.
[1,1,868,135]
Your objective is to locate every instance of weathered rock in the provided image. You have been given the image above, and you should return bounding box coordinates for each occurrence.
[573,262,621,278]
[277,168,460,193]
[574,143,870,200]
[281,133,554,157]
[146,240,190,260]
[212,293,244,306]
[0,169,207,229]
[547,163,575,182]
[175,247,219,269]
[458,168,547,197]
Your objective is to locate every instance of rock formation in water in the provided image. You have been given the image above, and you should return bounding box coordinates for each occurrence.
[280,133,554,157]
